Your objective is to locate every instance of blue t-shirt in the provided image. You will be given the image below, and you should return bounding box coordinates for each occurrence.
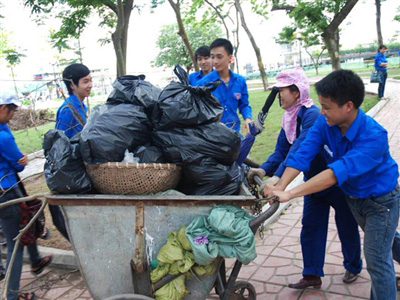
[0,124,24,190]
[196,70,252,132]
[375,52,388,71]
[286,109,399,198]
[188,71,204,86]
[55,94,88,139]
[260,106,326,179]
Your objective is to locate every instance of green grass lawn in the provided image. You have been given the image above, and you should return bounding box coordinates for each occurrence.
[14,122,55,154]
[247,87,379,164]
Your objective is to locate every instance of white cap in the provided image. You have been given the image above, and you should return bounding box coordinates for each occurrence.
[0,92,19,106]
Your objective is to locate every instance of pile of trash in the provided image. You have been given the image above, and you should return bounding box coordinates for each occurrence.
[43,65,244,196]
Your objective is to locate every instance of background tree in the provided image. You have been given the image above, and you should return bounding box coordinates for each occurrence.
[375,0,384,46]
[273,0,359,70]
[235,0,268,90]
[24,0,137,77]
[153,22,222,73]
[166,0,199,72]
[275,26,326,74]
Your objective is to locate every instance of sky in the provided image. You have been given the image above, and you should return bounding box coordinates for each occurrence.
[1,0,399,85]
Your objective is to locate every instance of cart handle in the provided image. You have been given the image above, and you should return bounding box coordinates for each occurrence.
[249,196,280,233]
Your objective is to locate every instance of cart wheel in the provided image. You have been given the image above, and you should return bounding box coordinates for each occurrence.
[228,280,257,300]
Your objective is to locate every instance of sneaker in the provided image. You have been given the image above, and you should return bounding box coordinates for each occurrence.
[343,270,358,283]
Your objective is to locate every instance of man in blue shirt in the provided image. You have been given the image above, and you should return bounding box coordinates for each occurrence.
[53,63,92,240]
[188,46,213,85]
[0,92,52,300]
[196,38,252,134]
[263,70,400,300]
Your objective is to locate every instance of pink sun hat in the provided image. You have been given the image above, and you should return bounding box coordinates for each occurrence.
[268,66,310,90]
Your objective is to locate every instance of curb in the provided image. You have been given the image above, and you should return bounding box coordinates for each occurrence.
[23,245,77,270]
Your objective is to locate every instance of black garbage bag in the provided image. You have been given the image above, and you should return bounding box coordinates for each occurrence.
[107,75,161,115]
[43,130,91,194]
[152,122,241,166]
[151,65,222,129]
[80,103,152,164]
[178,158,244,195]
[133,144,167,163]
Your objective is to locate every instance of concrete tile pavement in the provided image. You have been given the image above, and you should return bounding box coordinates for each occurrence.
[5,79,400,299]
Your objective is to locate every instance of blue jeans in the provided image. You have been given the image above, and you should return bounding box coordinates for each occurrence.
[346,185,400,300]
[378,69,387,98]
[301,188,362,277]
[0,187,42,300]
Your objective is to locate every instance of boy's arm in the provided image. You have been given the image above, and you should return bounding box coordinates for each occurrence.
[266,169,337,202]
[0,132,25,172]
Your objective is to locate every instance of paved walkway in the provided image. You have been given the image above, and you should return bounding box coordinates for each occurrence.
[2,79,400,299]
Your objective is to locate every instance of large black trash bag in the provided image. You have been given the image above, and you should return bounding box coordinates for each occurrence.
[133,144,167,163]
[178,158,244,195]
[107,75,161,114]
[151,65,223,129]
[43,130,91,194]
[80,103,152,164]
[152,122,241,166]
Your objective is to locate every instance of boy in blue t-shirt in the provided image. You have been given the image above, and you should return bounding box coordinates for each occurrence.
[196,38,252,134]
[263,69,400,300]
[188,46,212,85]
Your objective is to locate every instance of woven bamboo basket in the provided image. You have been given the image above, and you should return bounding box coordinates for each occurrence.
[85,162,182,195]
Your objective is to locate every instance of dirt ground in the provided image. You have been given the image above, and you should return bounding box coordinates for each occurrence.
[23,174,72,251]
[9,108,54,131]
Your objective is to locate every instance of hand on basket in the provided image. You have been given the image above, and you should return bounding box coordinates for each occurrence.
[259,175,280,194]
[247,168,266,185]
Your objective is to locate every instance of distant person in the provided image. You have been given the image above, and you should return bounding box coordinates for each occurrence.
[196,38,252,135]
[248,67,362,290]
[263,70,400,300]
[0,92,52,300]
[53,63,92,240]
[374,45,388,99]
[188,46,213,85]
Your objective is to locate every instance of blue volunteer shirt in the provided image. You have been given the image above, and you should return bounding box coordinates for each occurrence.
[188,71,205,86]
[55,94,88,139]
[286,109,399,198]
[374,52,388,71]
[260,106,326,179]
[0,124,24,190]
[196,70,252,132]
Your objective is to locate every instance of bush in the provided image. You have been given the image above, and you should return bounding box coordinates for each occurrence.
[9,108,55,131]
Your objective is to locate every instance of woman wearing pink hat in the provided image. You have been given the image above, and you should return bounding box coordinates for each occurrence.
[248,67,362,289]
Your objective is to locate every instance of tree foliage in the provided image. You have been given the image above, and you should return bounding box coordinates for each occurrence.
[24,0,138,76]
[273,0,359,70]
[153,22,222,73]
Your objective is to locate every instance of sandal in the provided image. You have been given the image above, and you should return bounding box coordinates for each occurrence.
[18,292,36,300]
[31,254,52,275]
[397,276,400,291]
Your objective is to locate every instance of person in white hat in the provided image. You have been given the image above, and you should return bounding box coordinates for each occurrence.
[248,67,362,289]
[0,92,52,300]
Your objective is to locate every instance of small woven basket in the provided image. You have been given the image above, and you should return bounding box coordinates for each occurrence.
[85,162,182,195]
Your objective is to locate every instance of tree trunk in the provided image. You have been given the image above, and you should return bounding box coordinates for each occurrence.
[111,0,134,77]
[322,29,341,70]
[234,0,268,90]
[11,68,18,97]
[168,0,199,71]
[321,0,359,70]
[375,0,383,46]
